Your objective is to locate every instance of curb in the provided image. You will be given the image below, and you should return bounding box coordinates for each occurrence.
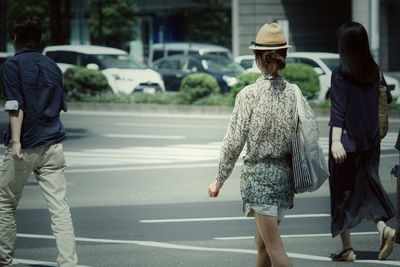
[66,102,234,115]
[66,102,400,119]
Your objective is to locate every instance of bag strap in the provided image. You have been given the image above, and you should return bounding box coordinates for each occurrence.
[292,84,302,133]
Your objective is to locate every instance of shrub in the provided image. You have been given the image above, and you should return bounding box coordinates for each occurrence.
[179,73,220,103]
[280,63,320,99]
[230,72,261,101]
[81,92,186,104]
[63,67,111,100]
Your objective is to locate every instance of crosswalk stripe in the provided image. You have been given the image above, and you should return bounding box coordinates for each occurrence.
[0,133,397,168]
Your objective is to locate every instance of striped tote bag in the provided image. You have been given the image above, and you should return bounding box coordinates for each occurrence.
[291,85,329,193]
[292,116,313,193]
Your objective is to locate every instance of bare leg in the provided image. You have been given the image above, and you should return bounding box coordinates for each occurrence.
[254,213,292,267]
[255,229,271,267]
[340,230,352,250]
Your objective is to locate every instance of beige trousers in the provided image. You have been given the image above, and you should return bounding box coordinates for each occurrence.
[0,143,78,267]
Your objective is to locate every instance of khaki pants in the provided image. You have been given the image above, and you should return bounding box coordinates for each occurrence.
[0,143,78,267]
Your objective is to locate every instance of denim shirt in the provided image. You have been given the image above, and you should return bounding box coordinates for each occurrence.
[2,48,67,149]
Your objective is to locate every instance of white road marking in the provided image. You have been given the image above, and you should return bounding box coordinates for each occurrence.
[0,133,397,172]
[104,133,186,139]
[13,258,90,267]
[66,110,232,119]
[319,133,398,151]
[63,143,220,167]
[65,162,220,173]
[139,214,330,223]
[114,122,225,129]
[214,231,379,240]
[16,233,400,266]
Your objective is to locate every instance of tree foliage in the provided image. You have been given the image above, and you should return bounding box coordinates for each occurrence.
[88,0,139,49]
[183,0,230,48]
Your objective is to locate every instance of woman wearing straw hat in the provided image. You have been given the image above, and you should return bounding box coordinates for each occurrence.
[208,23,315,267]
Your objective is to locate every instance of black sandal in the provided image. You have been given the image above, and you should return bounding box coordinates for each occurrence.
[331,247,356,261]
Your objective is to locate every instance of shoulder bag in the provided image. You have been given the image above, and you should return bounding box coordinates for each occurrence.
[291,85,330,193]
[378,72,389,139]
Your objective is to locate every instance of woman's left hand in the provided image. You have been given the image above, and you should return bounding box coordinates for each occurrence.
[331,141,346,164]
[208,180,224,198]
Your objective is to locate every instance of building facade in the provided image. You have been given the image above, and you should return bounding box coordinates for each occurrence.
[232,0,400,71]
[1,0,399,70]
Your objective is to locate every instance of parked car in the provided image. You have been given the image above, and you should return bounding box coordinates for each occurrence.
[244,52,400,102]
[152,54,244,93]
[43,45,165,94]
[149,42,233,64]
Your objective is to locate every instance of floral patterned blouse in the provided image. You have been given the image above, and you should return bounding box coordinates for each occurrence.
[216,74,315,209]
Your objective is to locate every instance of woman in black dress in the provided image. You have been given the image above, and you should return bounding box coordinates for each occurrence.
[329,22,396,261]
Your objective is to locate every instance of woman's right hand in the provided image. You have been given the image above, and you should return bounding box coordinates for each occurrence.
[208,180,223,198]
[331,141,346,164]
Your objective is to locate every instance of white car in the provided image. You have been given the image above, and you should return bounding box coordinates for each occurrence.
[241,52,400,102]
[235,55,255,70]
[43,45,165,94]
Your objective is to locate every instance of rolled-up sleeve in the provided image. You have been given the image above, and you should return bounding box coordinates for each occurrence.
[3,59,23,111]
[216,89,252,183]
[329,70,346,128]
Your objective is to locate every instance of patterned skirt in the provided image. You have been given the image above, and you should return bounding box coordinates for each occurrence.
[240,157,294,212]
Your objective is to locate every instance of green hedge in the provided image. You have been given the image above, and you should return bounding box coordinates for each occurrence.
[63,67,111,100]
[179,73,220,103]
[230,63,319,100]
[280,63,320,99]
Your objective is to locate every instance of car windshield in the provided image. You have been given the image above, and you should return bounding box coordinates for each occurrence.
[321,58,339,71]
[95,54,145,69]
[203,51,232,58]
[201,55,243,74]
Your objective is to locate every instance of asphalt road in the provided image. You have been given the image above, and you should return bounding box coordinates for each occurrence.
[0,108,399,267]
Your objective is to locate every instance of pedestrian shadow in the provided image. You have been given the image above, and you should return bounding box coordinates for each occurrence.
[66,128,92,140]
[354,250,379,260]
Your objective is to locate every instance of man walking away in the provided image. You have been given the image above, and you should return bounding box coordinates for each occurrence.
[0,14,78,267]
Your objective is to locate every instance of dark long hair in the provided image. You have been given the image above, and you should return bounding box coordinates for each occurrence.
[338,22,379,84]
[8,14,42,50]
[254,48,287,77]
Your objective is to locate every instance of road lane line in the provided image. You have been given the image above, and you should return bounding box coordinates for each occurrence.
[16,233,400,265]
[139,214,330,223]
[104,133,186,139]
[66,110,232,119]
[13,258,91,267]
[114,122,224,129]
[214,231,379,240]
[66,162,220,173]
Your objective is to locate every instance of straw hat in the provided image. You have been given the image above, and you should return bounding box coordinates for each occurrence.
[249,23,291,50]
